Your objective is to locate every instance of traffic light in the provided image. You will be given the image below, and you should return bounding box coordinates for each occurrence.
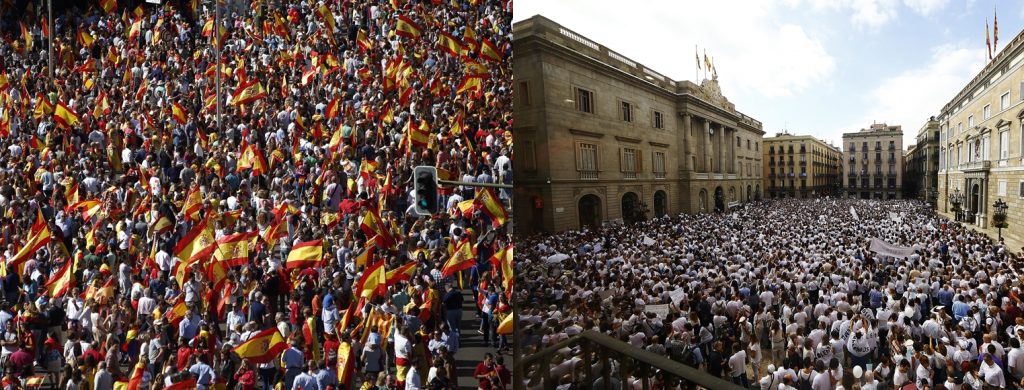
[413,166,438,216]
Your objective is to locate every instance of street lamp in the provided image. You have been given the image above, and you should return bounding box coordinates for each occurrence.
[950,189,964,222]
[993,198,1009,241]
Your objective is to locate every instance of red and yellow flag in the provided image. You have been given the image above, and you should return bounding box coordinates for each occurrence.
[356,259,387,299]
[479,38,503,62]
[182,185,203,221]
[441,239,475,277]
[385,262,417,287]
[356,29,372,51]
[231,327,287,364]
[172,217,216,264]
[44,261,74,298]
[230,80,267,106]
[214,231,257,267]
[394,15,422,39]
[437,31,464,57]
[171,102,187,124]
[475,188,509,228]
[9,225,51,274]
[100,0,116,13]
[490,244,513,292]
[285,240,323,269]
[337,342,355,390]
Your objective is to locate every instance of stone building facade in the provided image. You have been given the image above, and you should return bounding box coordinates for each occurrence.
[762,134,843,199]
[842,123,904,199]
[938,27,1024,244]
[512,15,764,235]
[904,118,940,201]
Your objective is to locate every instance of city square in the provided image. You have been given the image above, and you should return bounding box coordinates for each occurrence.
[512,3,1024,390]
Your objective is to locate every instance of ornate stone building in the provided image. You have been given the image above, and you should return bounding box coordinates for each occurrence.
[512,15,764,235]
[842,123,904,199]
[938,27,1024,244]
[904,118,940,201]
[762,133,843,199]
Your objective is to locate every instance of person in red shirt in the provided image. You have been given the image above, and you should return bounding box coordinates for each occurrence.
[473,353,497,390]
[493,356,511,390]
[234,359,257,390]
[175,336,193,372]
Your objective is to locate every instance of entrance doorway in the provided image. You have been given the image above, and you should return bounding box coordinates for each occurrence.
[578,195,601,230]
[714,186,725,212]
[653,190,667,217]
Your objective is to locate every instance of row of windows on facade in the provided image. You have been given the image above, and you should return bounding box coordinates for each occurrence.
[575,143,761,178]
[846,152,899,163]
[944,181,1024,199]
[768,145,840,158]
[571,86,760,151]
[847,140,897,151]
[943,85,1021,141]
[939,126,1021,168]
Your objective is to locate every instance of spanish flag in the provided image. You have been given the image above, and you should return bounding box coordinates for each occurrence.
[172,217,216,264]
[456,74,484,96]
[490,244,513,292]
[20,22,31,50]
[54,102,81,129]
[285,240,323,269]
[385,262,417,287]
[126,361,145,390]
[337,342,355,390]
[316,3,336,32]
[229,80,267,106]
[182,185,202,221]
[44,261,74,298]
[165,378,197,390]
[356,259,387,299]
[356,29,372,51]
[437,31,464,57]
[152,215,173,235]
[359,209,393,247]
[475,188,509,228]
[479,38,503,62]
[24,376,44,389]
[394,15,422,39]
[463,24,478,53]
[93,92,110,117]
[352,247,373,268]
[171,102,187,124]
[78,30,95,48]
[82,278,114,302]
[496,311,514,335]
[441,239,475,277]
[164,296,188,326]
[260,217,288,251]
[68,199,102,221]
[34,94,54,120]
[303,316,321,362]
[325,97,340,120]
[214,231,256,267]
[231,327,287,364]
[9,225,51,274]
[301,68,318,86]
[128,17,142,41]
[100,0,116,13]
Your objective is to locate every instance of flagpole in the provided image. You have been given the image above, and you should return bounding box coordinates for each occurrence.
[47,0,53,80]
[695,45,699,82]
[215,1,222,133]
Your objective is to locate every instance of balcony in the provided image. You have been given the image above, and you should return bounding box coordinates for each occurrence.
[788,161,795,166]
[623,171,638,179]
[962,160,991,173]
[654,172,665,179]
[800,172,807,178]
[579,170,599,180]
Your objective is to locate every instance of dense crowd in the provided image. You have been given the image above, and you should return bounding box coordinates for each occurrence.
[0,0,513,389]
[518,199,1024,390]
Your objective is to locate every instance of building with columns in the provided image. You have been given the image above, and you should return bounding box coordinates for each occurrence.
[842,123,904,199]
[512,15,765,235]
[937,26,1024,244]
[762,133,843,199]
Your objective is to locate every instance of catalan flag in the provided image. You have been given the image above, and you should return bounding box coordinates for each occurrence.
[406,119,430,149]
[394,15,422,39]
[285,240,323,269]
[231,327,287,364]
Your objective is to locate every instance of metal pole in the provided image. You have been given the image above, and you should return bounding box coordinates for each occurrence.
[215,0,222,132]
[47,0,53,80]
[437,179,513,189]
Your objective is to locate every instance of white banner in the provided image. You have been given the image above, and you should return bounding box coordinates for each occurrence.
[645,304,671,318]
[868,238,919,258]
[850,206,859,220]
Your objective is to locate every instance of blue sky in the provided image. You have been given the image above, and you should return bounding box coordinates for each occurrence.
[513,0,1021,148]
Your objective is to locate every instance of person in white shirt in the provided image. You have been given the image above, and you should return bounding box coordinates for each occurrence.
[1007,338,1024,382]
[893,359,912,388]
[981,353,1006,388]
[728,344,748,387]
[810,360,832,390]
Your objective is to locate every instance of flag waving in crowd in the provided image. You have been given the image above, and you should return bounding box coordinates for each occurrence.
[0,0,512,389]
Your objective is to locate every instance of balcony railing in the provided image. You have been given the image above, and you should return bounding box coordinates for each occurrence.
[623,171,638,179]
[519,330,745,390]
[653,172,665,179]
[580,170,599,180]
[963,160,991,172]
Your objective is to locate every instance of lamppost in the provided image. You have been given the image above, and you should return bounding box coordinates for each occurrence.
[950,189,964,222]
[993,198,1009,241]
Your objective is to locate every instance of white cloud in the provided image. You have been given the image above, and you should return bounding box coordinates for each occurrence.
[903,0,950,16]
[851,43,983,145]
[513,0,837,100]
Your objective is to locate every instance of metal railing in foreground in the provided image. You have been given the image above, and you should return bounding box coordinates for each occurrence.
[515,330,746,390]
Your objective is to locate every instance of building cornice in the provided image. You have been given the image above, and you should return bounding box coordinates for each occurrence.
[568,129,604,138]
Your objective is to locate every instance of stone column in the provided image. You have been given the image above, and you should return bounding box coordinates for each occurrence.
[718,124,726,174]
[703,119,712,172]
[681,114,693,171]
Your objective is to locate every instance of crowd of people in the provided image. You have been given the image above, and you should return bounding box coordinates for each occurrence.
[0,0,513,389]
[518,199,1024,390]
